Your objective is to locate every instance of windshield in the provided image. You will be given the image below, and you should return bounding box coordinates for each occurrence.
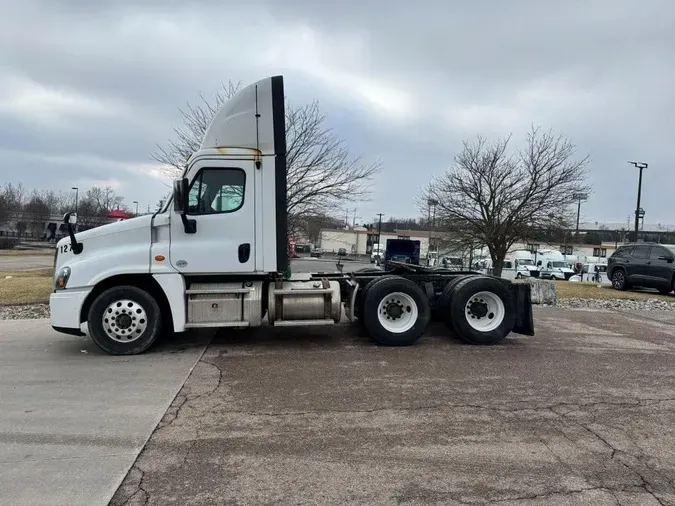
[551,261,567,268]
[518,259,534,266]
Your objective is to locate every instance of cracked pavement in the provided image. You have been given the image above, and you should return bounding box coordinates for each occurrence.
[111,308,675,505]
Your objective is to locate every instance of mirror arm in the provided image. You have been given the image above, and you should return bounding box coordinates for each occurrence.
[180,214,197,234]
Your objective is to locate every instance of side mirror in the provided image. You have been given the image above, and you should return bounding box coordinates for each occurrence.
[62,212,83,254]
[63,212,77,225]
[658,255,674,263]
[172,178,196,234]
[173,178,189,213]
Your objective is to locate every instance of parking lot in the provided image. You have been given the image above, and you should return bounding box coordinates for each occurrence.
[2,306,675,505]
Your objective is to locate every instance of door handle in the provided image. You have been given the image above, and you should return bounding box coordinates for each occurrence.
[238,243,251,263]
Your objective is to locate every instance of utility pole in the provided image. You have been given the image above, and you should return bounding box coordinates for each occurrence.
[628,161,648,242]
[351,208,359,228]
[133,201,139,216]
[572,192,588,240]
[376,213,384,246]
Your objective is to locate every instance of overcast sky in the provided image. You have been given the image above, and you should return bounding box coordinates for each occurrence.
[1,0,674,225]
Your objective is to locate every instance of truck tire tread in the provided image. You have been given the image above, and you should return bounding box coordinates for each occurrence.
[87,285,162,355]
[362,276,430,346]
[449,277,515,345]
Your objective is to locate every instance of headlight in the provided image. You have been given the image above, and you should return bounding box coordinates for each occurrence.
[54,267,71,290]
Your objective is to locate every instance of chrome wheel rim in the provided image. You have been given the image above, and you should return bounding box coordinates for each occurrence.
[102,299,148,343]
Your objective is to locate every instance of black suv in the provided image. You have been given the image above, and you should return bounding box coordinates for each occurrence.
[607,243,675,294]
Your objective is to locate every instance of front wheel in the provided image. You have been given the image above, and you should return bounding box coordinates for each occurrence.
[88,285,162,355]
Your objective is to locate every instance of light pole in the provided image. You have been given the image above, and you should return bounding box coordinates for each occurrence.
[572,192,588,240]
[133,201,139,216]
[71,187,79,233]
[628,161,648,242]
[427,198,438,265]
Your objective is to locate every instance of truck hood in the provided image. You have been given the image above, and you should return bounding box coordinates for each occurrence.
[64,215,153,244]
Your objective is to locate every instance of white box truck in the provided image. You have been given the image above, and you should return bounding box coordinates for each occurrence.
[49,76,534,355]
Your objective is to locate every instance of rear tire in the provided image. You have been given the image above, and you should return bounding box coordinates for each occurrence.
[438,275,475,333]
[87,285,162,355]
[448,277,515,345]
[611,269,628,291]
[356,275,397,324]
[362,276,430,346]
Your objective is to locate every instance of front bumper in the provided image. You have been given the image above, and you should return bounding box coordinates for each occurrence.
[49,288,91,334]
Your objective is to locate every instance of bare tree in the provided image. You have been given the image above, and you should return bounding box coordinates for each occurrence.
[23,193,51,238]
[0,183,27,237]
[153,81,381,233]
[421,127,590,276]
[77,186,126,230]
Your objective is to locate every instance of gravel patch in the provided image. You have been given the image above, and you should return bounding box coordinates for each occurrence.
[0,304,50,320]
[550,298,675,311]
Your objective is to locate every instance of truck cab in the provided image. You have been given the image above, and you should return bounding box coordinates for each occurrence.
[537,250,575,280]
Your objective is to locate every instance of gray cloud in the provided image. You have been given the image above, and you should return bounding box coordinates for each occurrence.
[1,0,674,224]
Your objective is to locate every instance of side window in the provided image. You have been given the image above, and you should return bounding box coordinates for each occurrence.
[632,246,650,259]
[187,168,245,215]
[650,247,668,260]
[504,261,513,269]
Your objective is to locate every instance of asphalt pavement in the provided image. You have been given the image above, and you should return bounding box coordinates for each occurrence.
[110,308,675,505]
[0,320,210,506]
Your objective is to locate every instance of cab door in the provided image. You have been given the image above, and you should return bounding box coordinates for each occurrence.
[169,158,255,274]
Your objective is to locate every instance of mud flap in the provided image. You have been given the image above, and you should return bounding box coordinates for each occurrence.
[510,283,534,336]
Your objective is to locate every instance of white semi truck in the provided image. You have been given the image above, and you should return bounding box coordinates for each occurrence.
[49,76,534,355]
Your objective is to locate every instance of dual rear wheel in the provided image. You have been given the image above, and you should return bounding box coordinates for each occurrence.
[359,275,515,347]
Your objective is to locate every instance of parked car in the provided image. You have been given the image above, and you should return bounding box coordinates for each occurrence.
[337,248,348,256]
[310,248,323,258]
[607,243,675,294]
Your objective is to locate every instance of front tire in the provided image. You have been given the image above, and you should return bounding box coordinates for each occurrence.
[88,285,162,355]
[362,276,430,346]
[448,277,515,345]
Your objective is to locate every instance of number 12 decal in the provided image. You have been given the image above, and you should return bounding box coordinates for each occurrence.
[60,243,71,254]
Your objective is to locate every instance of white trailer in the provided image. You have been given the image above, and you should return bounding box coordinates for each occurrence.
[49,76,534,355]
